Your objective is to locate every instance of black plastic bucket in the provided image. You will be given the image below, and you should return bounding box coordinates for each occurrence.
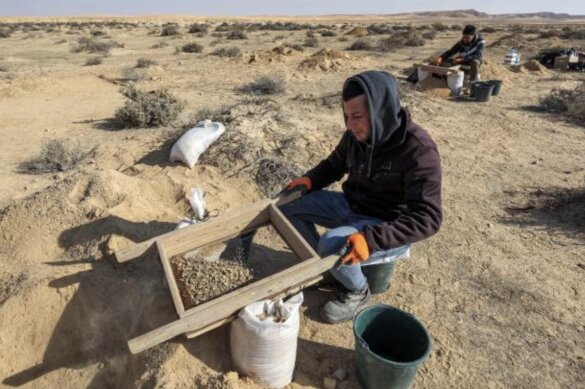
[353,305,431,389]
[484,79,503,96]
[473,82,494,102]
[361,262,396,294]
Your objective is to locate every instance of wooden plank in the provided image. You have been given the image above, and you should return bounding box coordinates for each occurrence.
[415,63,460,75]
[268,204,317,260]
[128,254,338,354]
[157,242,185,316]
[184,274,323,339]
[115,192,302,263]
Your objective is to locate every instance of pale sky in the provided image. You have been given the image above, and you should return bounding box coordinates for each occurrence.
[1,1,584,17]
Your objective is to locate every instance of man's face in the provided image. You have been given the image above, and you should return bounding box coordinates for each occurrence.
[462,33,474,44]
[343,94,371,143]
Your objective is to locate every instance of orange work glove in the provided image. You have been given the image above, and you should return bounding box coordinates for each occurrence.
[434,56,443,66]
[341,232,370,266]
[284,176,312,193]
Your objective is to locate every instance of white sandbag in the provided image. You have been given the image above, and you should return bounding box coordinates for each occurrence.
[417,68,429,82]
[231,293,303,388]
[446,71,464,96]
[169,120,225,169]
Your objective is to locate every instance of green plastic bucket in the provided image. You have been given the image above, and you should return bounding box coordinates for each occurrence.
[484,79,503,96]
[353,305,431,389]
[361,262,396,294]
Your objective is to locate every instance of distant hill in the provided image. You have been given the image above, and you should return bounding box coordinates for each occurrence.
[394,9,585,20]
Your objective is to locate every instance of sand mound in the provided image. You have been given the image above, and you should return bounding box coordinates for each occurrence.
[242,46,302,64]
[345,26,368,37]
[513,60,552,74]
[481,60,514,81]
[299,49,350,71]
[415,76,453,98]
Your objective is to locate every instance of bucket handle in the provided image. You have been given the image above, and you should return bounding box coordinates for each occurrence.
[357,336,370,351]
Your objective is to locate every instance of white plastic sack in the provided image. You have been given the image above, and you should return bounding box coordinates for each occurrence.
[169,120,225,169]
[446,71,464,96]
[175,187,207,229]
[189,187,206,220]
[231,293,303,388]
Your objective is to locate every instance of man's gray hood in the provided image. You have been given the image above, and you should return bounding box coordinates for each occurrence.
[342,70,404,177]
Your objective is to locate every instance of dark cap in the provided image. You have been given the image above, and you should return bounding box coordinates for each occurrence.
[463,25,477,35]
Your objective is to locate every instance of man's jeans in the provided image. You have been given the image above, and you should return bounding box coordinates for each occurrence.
[279,190,410,292]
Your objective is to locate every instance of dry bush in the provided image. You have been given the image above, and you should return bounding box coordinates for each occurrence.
[181,42,203,53]
[0,28,11,38]
[161,23,181,36]
[540,82,585,122]
[283,43,305,52]
[227,30,247,40]
[254,158,304,197]
[85,56,103,66]
[151,41,169,49]
[0,62,9,72]
[210,47,242,57]
[121,68,151,82]
[432,23,449,32]
[90,29,107,37]
[367,24,393,35]
[19,140,85,173]
[481,27,497,33]
[304,36,319,48]
[114,85,184,128]
[71,37,123,54]
[238,75,286,96]
[347,39,373,51]
[136,58,158,68]
[188,23,208,34]
[561,30,585,40]
[199,129,258,175]
[422,31,437,40]
[320,30,337,37]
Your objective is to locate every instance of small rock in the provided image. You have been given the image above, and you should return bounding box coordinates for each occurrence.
[332,368,347,381]
[323,377,337,389]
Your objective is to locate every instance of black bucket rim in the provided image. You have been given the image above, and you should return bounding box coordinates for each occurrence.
[353,304,432,367]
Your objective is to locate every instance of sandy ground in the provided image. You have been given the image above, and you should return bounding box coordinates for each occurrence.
[0,17,584,388]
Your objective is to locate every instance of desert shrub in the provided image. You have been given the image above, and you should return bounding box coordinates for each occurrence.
[482,27,497,33]
[0,28,11,38]
[71,37,123,54]
[114,85,184,128]
[338,36,349,42]
[561,30,585,40]
[227,30,247,40]
[210,47,242,57]
[238,75,285,96]
[188,23,208,34]
[274,34,285,40]
[422,31,437,40]
[320,30,337,37]
[539,30,561,38]
[432,23,449,32]
[367,24,393,35]
[151,41,169,49]
[19,140,85,173]
[347,39,373,51]
[85,56,103,66]
[55,38,67,44]
[181,42,203,53]
[377,36,403,52]
[0,62,9,72]
[121,68,151,82]
[303,36,319,48]
[161,23,181,36]
[90,29,107,36]
[402,32,425,46]
[254,158,304,196]
[283,43,305,51]
[136,57,157,68]
[540,83,585,122]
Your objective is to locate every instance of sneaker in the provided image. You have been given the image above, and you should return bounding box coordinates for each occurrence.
[320,285,371,324]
